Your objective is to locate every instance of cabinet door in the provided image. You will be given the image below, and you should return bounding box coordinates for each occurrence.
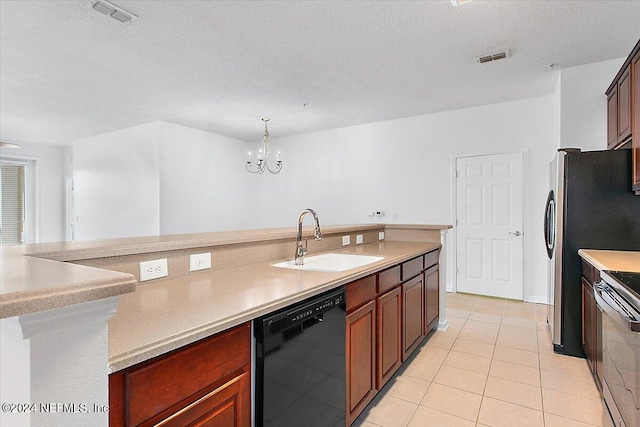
[618,66,632,144]
[155,371,250,427]
[346,300,376,426]
[607,87,619,149]
[402,274,424,361]
[424,265,439,331]
[632,50,640,193]
[109,323,251,427]
[581,277,596,374]
[376,286,402,389]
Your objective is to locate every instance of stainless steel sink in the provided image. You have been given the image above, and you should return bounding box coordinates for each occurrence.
[271,253,384,272]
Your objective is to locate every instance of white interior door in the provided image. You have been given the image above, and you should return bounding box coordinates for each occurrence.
[455,152,523,300]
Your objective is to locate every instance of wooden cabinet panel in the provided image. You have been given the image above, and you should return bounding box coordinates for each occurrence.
[633,50,640,193]
[618,66,632,144]
[346,275,377,312]
[401,255,424,281]
[582,277,596,375]
[424,265,439,331]
[581,259,600,285]
[402,274,424,361]
[346,300,376,425]
[378,265,401,294]
[376,287,402,389]
[424,249,439,270]
[156,371,250,427]
[109,323,251,427]
[608,87,619,149]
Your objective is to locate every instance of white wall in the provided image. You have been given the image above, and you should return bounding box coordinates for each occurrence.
[158,122,253,234]
[0,141,66,243]
[69,97,555,302]
[559,58,625,151]
[266,96,555,302]
[72,122,161,240]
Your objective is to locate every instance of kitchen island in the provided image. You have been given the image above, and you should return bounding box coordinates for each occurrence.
[0,223,449,427]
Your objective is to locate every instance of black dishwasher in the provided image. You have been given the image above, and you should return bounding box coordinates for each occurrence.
[255,287,346,427]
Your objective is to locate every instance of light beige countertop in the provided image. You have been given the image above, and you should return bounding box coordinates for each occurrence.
[108,240,441,372]
[578,249,640,273]
[23,224,386,262]
[0,244,137,318]
[1,224,447,319]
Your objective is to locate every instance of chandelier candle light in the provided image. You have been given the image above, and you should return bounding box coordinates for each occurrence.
[246,118,282,174]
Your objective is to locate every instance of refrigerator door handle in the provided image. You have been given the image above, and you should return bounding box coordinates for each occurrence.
[543,190,555,259]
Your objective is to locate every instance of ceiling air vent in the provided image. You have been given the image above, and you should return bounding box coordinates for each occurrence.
[91,1,137,23]
[476,49,511,64]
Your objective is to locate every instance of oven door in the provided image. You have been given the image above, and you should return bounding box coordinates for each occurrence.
[594,281,640,427]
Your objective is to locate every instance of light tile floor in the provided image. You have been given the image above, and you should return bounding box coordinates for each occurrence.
[355,292,603,427]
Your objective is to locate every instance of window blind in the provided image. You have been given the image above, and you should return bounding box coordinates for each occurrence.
[1,164,26,244]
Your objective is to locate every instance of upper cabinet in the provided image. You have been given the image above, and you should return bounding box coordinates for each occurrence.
[632,49,640,193]
[606,39,640,194]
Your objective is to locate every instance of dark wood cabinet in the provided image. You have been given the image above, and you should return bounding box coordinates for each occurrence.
[607,65,631,150]
[581,278,596,371]
[155,371,250,427]
[376,286,402,389]
[581,260,601,389]
[343,248,439,426]
[425,264,439,330]
[402,274,425,361]
[632,49,640,193]
[606,38,640,194]
[608,87,619,149]
[109,323,251,427]
[618,66,632,144]
[346,299,376,426]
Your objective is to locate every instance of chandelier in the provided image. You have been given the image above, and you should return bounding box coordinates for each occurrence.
[246,118,282,175]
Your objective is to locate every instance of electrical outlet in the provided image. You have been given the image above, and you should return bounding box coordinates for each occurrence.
[342,235,351,246]
[356,234,363,244]
[375,211,385,217]
[379,231,385,240]
[139,258,168,281]
[190,252,211,272]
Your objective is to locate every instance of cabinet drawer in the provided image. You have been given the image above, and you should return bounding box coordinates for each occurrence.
[346,275,377,312]
[424,249,439,269]
[116,323,251,426]
[377,265,401,294]
[581,259,600,285]
[401,256,424,281]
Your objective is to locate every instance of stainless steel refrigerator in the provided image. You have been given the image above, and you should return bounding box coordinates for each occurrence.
[544,148,640,357]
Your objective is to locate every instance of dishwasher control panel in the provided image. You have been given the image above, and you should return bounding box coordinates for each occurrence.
[262,288,345,336]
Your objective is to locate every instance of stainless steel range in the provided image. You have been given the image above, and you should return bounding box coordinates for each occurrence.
[595,270,640,427]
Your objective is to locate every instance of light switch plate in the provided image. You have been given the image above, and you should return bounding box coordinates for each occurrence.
[190,252,211,272]
[356,234,363,244]
[342,235,351,246]
[140,258,168,281]
[379,232,385,240]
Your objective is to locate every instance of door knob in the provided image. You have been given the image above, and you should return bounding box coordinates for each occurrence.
[509,231,522,236]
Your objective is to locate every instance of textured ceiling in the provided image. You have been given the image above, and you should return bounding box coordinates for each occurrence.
[1,0,639,145]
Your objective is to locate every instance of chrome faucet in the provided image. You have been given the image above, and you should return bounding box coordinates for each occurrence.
[295,208,323,265]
